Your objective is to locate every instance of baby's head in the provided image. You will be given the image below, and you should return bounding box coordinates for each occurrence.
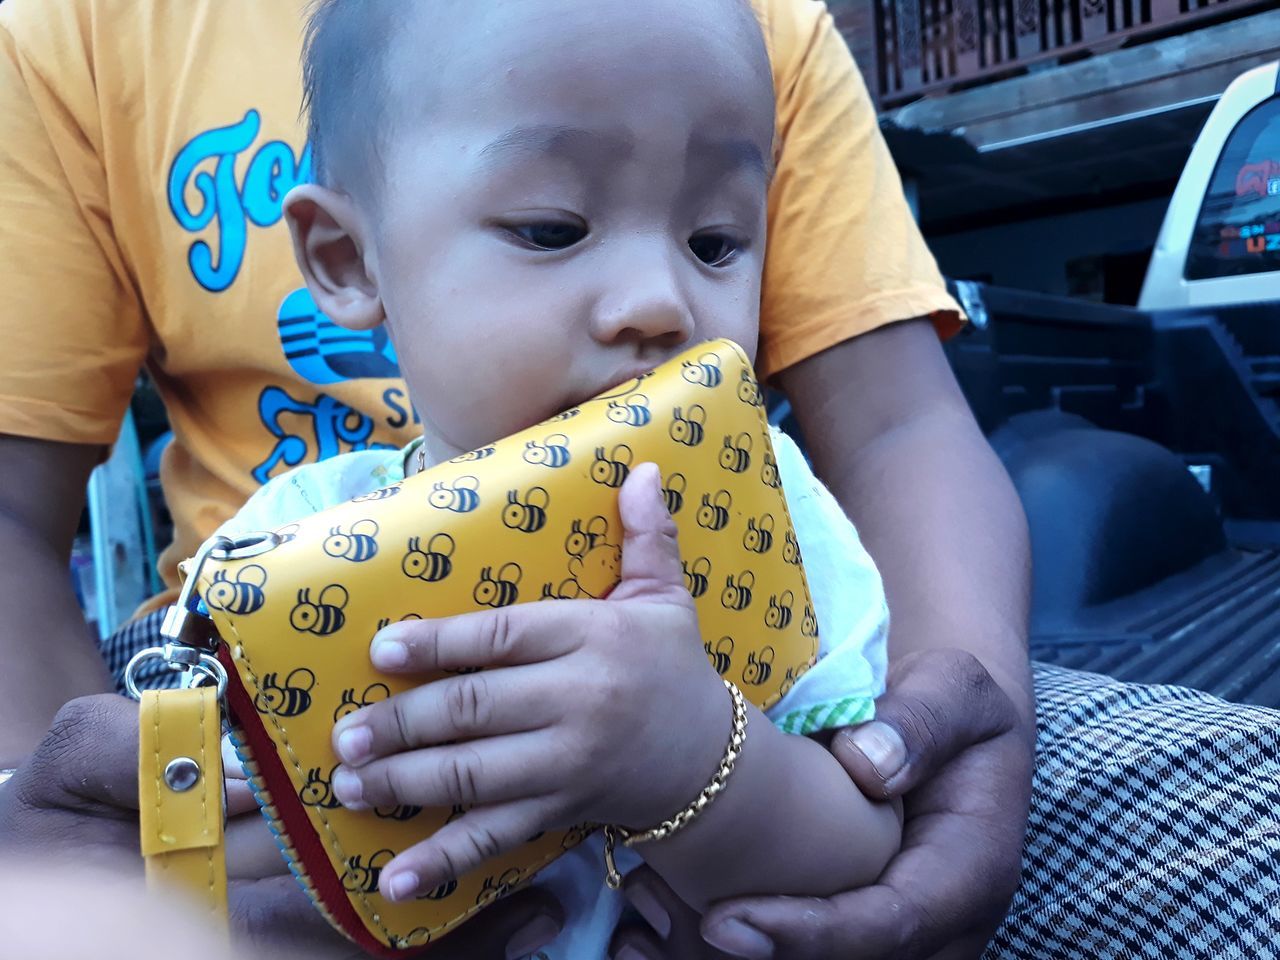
[285,0,775,465]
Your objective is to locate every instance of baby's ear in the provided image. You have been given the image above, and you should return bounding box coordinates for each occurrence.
[283,184,384,331]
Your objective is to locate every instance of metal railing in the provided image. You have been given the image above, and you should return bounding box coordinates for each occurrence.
[861,0,1274,108]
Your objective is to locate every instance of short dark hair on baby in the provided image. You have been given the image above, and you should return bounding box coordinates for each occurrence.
[301,0,403,196]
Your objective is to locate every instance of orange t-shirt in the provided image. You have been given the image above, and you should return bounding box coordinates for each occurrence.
[0,0,961,602]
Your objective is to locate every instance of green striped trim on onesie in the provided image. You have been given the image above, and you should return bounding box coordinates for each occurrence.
[774,696,875,736]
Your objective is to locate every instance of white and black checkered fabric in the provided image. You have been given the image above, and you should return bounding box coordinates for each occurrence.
[987,663,1280,959]
[98,617,1280,955]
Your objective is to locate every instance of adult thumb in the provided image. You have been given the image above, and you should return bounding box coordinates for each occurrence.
[608,462,689,604]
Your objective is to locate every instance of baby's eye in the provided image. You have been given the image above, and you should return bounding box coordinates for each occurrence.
[689,232,741,267]
[508,220,588,251]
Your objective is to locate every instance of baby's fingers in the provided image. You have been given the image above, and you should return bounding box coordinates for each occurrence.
[380,798,552,902]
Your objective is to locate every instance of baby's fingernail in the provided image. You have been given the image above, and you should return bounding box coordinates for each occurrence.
[703,918,774,959]
[844,720,907,781]
[331,767,367,809]
[505,913,561,960]
[385,870,419,902]
[336,726,373,765]
[372,637,408,670]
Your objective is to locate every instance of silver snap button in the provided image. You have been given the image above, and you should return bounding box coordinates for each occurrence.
[164,757,201,792]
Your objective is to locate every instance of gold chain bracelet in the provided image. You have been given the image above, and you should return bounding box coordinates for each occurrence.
[603,678,748,889]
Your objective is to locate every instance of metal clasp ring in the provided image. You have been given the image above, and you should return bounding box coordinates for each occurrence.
[123,647,228,701]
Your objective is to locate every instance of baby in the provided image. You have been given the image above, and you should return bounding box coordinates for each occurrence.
[226,0,901,954]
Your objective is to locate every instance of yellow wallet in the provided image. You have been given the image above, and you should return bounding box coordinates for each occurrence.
[153,339,818,954]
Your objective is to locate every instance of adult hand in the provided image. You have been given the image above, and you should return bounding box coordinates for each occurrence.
[0,694,565,959]
[609,650,1032,960]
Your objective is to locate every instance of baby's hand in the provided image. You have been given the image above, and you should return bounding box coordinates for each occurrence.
[328,463,730,902]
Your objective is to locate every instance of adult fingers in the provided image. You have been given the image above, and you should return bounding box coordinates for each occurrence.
[610,866,733,960]
[831,649,1021,800]
[378,798,551,901]
[609,463,690,606]
[331,731,565,811]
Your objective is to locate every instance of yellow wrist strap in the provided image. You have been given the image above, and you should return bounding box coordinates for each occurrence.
[138,686,228,930]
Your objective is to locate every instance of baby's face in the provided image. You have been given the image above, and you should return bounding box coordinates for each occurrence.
[366,0,774,464]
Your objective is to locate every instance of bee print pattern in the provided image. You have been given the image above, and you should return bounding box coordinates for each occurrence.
[477,868,524,907]
[300,766,343,809]
[352,483,401,503]
[342,849,395,894]
[737,369,764,406]
[254,668,316,717]
[524,434,571,468]
[503,487,550,533]
[565,517,620,599]
[761,452,781,489]
[323,519,379,562]
[274,523,300,545]
[540,578,581,600]
[705,636,735,676]
[417,879,458,901]
[719,432,753,474]
[743,514,775,554]
[334,683,390,722]
[742,646,775,686]
[550,407,580,423]
[474,563,522,607]
[590,444,633,488]
[682,352,723,388]
[780,667,797,697]
[402,534,455,582]
[766,591,795,630]
[289,584,348,636]
[375,803,423,822]
[561,824,593,849]
[682,557,712,598]
[449,445,496,463]
[801,603,819,638]
[429,476,481,513]
[669,405,706,447]
[721,571,756,611]
[662,472,687,515]
[205,565,267,615]
[606,394,652,427]
[391,929,434,949]
[783,530,802,565]
[697,490,733,531]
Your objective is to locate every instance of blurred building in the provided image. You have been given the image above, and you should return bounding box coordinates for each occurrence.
[830,0,1280,303]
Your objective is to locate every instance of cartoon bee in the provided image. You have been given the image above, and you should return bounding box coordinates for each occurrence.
[780,666,797,697]
[334,683,390,722]
[742,646,775,686]
[761,452,781,489]
[323,519,379,562]
[783,530,802,565]
[205,565,267,615]
[682,557,712,598]
[274,523,300,545]
[590,445,633,488]
[524,434,571,468]
[254,667,316,717]
[565,517,620,599]
[766,591,795,630]
[719,432,753,474]
[353,483,402,503]
[705,636,735,676]
[417,879,458,901]
[737,369,764,406]
[503,487,550,533]
[561,823,594,849]
[342,849,395,894]
[476,868,524,907]
[682,352,723,388]
[669,405,706,447]
[449,445,495,463]
[299,766,342,808]
[696,490,732,531]
[743,514,775,554]
[391,929,434,949]
[801,603,819,638]
[540,578,581,601]
[289,584,348,636]
[374,804,423,822]
[446,804,467,823]
[429,475,481,513]
[721,571,755,611]
[662,472,687,515]
[402,533,455,582]
[474,563,522,608]
[551,407,580,423]
[606,394,651,428]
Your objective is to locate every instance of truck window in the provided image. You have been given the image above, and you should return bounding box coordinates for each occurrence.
[1185,96,1280,282]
